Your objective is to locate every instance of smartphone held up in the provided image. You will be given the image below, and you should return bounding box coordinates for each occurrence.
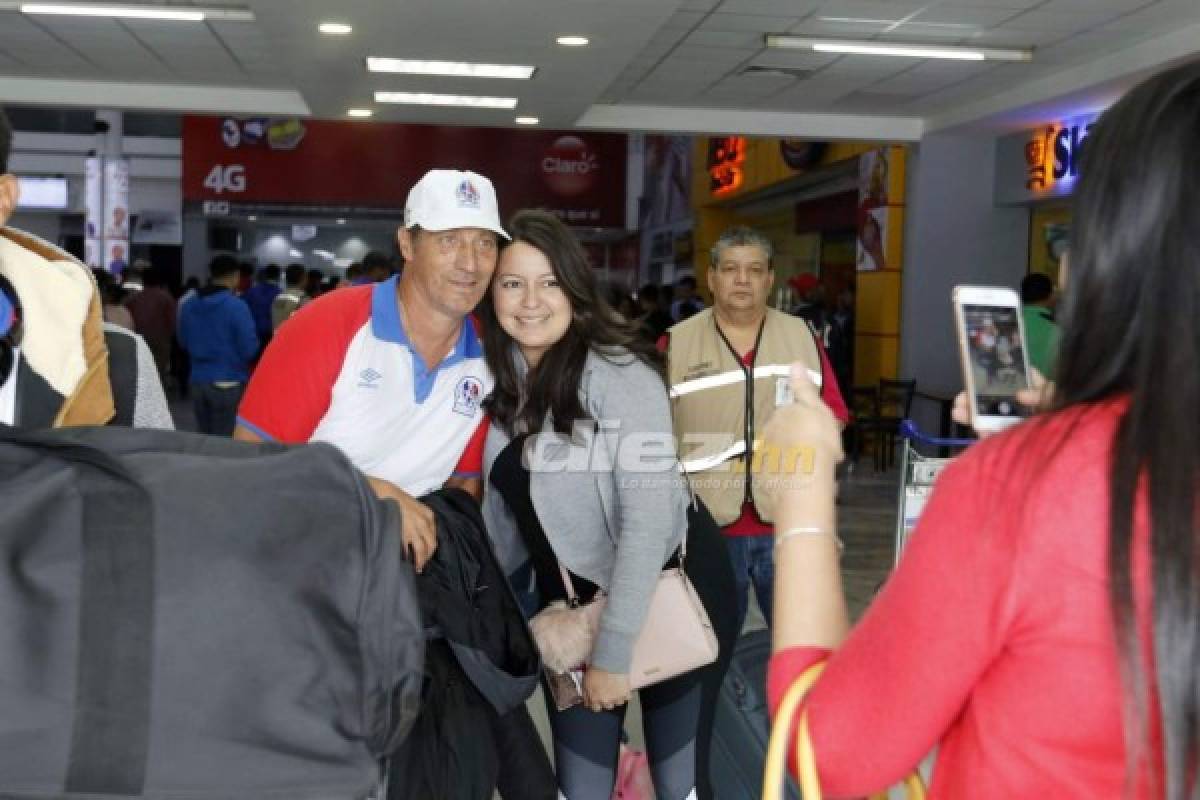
[953,286,1032,433]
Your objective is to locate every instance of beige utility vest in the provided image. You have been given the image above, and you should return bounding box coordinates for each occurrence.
[667,308,823,526]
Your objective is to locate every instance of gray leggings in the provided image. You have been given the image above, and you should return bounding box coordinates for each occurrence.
[546,674,701,800]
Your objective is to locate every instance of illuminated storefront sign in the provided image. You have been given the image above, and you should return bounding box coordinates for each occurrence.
[996,112,1102,205]
[707,136,746,196]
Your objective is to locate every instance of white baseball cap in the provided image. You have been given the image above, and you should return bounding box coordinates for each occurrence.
[403,169,509,239]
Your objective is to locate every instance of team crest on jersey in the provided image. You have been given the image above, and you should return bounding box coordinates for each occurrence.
[456,180,481,209]
[453,376,484,417]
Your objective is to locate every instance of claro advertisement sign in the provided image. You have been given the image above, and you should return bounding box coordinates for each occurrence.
[182,116,628,227]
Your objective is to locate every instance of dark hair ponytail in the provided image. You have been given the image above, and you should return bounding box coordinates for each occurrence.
[1055,60,1200,798]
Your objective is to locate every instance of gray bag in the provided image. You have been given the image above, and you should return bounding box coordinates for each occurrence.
[0,425,424,799]
[710,630,801,800]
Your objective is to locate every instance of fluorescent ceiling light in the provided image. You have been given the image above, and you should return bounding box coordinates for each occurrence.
[336,218,346,225]
[815,42,984,60]
[514,116,539,125]
[765,34,1031,62]
[347,108,373,118]
[367,57,535,80]
[247,215,257,221]
[374,91,517,109]
[556,35,589,47]
[319,22,352,35]
[18,3,254,21]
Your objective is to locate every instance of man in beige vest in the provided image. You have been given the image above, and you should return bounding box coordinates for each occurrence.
[665,225,849,632]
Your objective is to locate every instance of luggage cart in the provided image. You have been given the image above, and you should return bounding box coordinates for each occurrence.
[894,420,975,566]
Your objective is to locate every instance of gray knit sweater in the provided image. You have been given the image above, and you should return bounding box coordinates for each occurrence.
[481,347,690,673]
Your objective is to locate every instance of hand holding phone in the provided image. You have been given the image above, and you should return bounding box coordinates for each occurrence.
[952,285,1032,433]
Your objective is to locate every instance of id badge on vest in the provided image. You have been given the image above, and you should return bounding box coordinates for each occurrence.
[775,376,795,407]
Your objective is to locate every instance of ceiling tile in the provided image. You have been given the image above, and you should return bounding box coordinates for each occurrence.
[900,59,993,80]
[818,56,920,80]
[880,25,979,41]
[647,27,691,47]
[669,44,756,64]
[662,10,708,30]
[749,49,840,70]
[1001,8,1126,31]
[926,0,1041,7]
[770,84,854,109]
[814,0,932,18]
[1033,29,1154,64]
[683,29,764,48]
[717,0,823,15]
[679,0,722,9]
[698,13,802,32]
[909,6,1025,27]
[646,60,735,83]
[866,60,990,95]
[1041,0,1158,10]
[710,72,796,96]
[789,18,892,36]
[833,90,919,112]
[965,27,1070,49]
[1094,1,1200,33]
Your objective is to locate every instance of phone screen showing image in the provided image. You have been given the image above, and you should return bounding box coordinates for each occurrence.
[963,305,1028,419]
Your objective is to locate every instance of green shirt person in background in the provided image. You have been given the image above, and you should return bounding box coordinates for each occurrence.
[1021,272,1060,377]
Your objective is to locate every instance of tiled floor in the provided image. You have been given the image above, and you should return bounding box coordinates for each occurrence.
[838,463,903,622]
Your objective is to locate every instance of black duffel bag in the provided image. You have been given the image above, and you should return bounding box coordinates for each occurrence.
[0,425,424,800]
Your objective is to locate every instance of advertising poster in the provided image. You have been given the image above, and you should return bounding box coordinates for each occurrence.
[84,157,103,268]
[857,148,889,272]
[183,116,627,228]
[103,158,130,277]
[641,134,692,227]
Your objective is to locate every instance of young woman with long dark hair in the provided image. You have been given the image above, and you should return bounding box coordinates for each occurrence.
[761,60,1200,797]
[479,210,737,800]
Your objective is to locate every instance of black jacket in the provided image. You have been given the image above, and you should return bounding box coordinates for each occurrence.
[386,488,544,800]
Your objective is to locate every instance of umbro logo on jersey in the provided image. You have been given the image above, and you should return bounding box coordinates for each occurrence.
[358,367,383,388]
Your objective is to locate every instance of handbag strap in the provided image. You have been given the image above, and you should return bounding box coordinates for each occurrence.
[557,563,581,606]
[549,439,698,603]
[764,661,827,800]
[762,660,927,800]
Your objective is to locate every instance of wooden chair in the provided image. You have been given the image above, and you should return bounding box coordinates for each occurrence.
[875,378,917,470]
[847,385,881,471]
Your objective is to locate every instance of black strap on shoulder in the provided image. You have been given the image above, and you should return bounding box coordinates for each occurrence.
[103,329,138,428]
[13,356,63,429]
[0,425,155,794]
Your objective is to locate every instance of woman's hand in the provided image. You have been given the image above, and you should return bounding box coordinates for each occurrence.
[755,363,844,518]
[951,367,1053,439]
[583,667,631,713]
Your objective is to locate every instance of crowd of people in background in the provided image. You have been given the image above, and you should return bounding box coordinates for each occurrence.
[87,248,404,436]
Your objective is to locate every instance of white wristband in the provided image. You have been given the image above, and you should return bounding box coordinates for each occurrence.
[775,526,844,553]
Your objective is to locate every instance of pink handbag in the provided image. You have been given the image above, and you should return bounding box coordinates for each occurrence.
[529,535,719,710]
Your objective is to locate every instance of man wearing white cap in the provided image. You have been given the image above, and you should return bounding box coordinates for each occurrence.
[234,169,506,568]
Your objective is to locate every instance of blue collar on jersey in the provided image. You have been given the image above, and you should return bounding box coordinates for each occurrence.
[370,274,484,403]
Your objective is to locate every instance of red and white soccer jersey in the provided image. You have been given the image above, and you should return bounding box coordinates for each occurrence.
[237,276,492,497]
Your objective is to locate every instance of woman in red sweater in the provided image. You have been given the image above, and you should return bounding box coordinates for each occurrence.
[762,61,1200,798]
